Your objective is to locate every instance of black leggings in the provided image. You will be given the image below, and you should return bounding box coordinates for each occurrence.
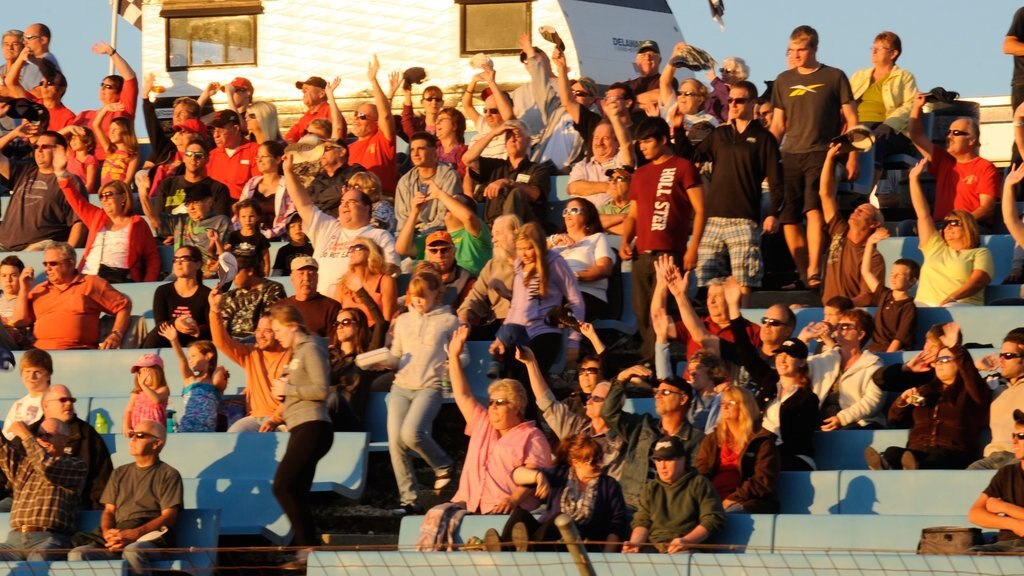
[273,420,334,547]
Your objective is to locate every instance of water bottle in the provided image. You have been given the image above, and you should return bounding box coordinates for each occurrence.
[440,361,452,399]
[94,413,109,434]
[166,409,176,433]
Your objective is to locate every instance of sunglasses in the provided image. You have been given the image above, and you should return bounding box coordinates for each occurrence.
[23,35,41,41]
[423,96,443,103]
[246,113,258,119]
[562,207,583,217]
[334,318,357,328]
[1013,432,1024,441]
[48,396,76,404]
[32,144,58,151]
[933,356,956,365]
[656,388,683,397]
[348,244,369,253]
[722,399,739,407]
[38,80,61,88]
[610,175,629,183]
[678,91,698,97]
[720,68,736,74]
[483,108,500,115]
[42,260,67,267]
[571,89,592,98]
[1000,352,1024,360]
[323,145,344,152]
[579,367,601,375]
[762,317,787,327]
[353,112,370,120]
[100,83,117,90]
[184,151,207,159]
[942,219,963,228]
[586,395,606,404]
[727,97,751,105]
[947,129,970,137]
[835,323,857,332]
[99,190,127,200]
[427,246,453,254]
[489,398,513,407]
[128,431,157,440]
[172,256,196,263]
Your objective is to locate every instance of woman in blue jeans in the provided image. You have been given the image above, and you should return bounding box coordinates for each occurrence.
[261,303,333,570]
[383,266,465,515]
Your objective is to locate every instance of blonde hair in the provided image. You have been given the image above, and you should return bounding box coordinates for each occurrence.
[98,180,134,214]
[715,385,760,452]
[516,222,549,298]
[407,265,442,300]
[487,378,528,418]
[347,171,383,203]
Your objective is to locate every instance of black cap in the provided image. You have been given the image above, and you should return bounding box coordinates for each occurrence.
[295,76,327,90]
[651,435,686,460]
[604,165,635,177]
[1014,409,1024,425]
[209,109,240,128]
[774,338,809,360]
[637,40,660,55]
[184,186,213,203]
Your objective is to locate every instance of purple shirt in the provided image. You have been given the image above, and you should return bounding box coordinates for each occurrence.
[503,251,585,342]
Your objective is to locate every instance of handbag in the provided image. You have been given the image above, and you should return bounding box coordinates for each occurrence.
[98,264,131,284]
[917,526,983,554]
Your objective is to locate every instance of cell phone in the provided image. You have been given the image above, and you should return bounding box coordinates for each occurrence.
[418,183,429,195]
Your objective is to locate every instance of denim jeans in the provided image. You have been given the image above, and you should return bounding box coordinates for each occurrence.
[227,415,284,433]
[0,530,72,561]
[70,540,164,574]
[387,384,453,505]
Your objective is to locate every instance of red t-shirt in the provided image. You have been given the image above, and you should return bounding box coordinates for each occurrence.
[628,155,700,252]
[929,147,999,221]
[284,102,332,144]
[208,141,261,200]
[348,130,397,195]
[674,315,761,359]
[27,94,76,132]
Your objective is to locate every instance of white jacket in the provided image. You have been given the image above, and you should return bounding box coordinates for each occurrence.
[808,347,884,427]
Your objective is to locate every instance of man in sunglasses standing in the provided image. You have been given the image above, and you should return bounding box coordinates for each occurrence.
[675,80,782,306]
[908,92,999,231]
[145,139,231,237]
[0,127,84,251]
[969,329,1024,470]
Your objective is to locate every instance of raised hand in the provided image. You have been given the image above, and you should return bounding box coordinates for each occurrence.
[908,158,928,180]
[866,227,890,245]
[367,54,381,81]
[939,322,961,349]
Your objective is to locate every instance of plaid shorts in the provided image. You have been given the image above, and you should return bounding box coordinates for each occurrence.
[696,217,763,287]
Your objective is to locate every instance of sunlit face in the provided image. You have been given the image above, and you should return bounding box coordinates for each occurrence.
[492,220,518,254]
[933,347,958,384]
[99,184,129,218]
[570,456,601,484]
[578,361,602,394]
[941,215,966,244]
[833,317,864,348]
[42,386,75,422]
[187,346,211,374]
[128,421,163,457]
[42,248,73,284]
[256,145,281,175]
[677,80,703,115]
[654,456,686,483]
[571,82,597,108]
[33,135,59,170]
[516,239,537,267]
[291,267,317,299]
[687,362,713,392]
[409,288,438,314]
[334,311,358,343]
[435,112,454,140]
[638,137,662,161]
[505,128,530,158]
[320,143,346,170]
[706,285,727,320]
[271,319,298,349]
[889,263,915,292]
[409,139,436,168]
[584,381,608,419]
[212,124,241,149]
[823,306,842,329]
[352,104,379,138]
[21,365,51,394]
[870,40,896,68]
[254,317,275,350]
[172,248,199,276]
[338,191,370,227]
[1013,423,1024,460]
[786,39,815,69]
[238,206,259,231]
[727,86,755,122]
[483,95,502,128]
[137,366,160,389]
[0,264,19,297]
[654,383,687,415]
[1,34,23,63]
[756,102,774,128]
[849,203,881,231]
[23,25,46,57]
[301,84,326,108]
[591,123,616,163]
[108,121,126,144]
[35,419,66,458]
[288,220,307,244]
[1000,341,1024,381]
[422,89,443,115]
[98,76,120,105]
[425,242,455,273]
[774,353,803,377]
[720,396,740,423]
[183,144,208,175]
[186,197,212,222]
[563,200,587,233]
[635,49,660,76]
[946,119,977,156]
[760,305,794,346]
[172,104,193,126]
[487,391,521,431]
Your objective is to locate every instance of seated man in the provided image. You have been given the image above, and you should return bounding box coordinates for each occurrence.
[970,329,1024,470]
[36,385,113,509]
[598,166,634,235]
[394,132,461,235]
[410,232,475,309]
[463,119,556,226]
[306,138,365,218]
[70,419,183,574]
[218,255,286,339]
[12,241,131,350]
[456,214,517,341]
[277,257,340,338]
[622,435,724,553]
[396,181,491,276]
[285,76,344,144]
[206,110,260,200]
[908,93,999,229]
[0,418,87,561]
[968,408,1024,553]
[566,119,634,209]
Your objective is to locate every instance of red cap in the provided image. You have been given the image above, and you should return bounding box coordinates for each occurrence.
[230,77,253,93]
[172,118,208,138]
[426,230,454,246]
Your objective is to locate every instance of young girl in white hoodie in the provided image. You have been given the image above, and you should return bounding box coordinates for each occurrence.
[384,265,466,514]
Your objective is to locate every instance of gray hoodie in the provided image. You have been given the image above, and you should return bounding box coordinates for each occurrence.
[389,305,466,391]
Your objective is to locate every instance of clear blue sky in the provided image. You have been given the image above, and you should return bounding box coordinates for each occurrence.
[668,0,1022,99]
[6,0,1022,116]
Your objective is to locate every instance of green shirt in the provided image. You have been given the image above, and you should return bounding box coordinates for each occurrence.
[599,201,631,216]
[413,226,493,276]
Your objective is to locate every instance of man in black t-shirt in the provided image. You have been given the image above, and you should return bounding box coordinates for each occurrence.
[145,139,231,237]
[770,25,859,290]
[968,409,1024,553]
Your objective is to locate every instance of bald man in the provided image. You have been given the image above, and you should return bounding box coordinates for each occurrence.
[0,418,87,561]
[69,419,183,574]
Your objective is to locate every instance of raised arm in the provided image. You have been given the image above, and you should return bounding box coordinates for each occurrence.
[861,228,889,294]
[3,48,32,99]
[367,55,394,142]
[93,40,136,81]
[907,92,933,161]
[158,323,193,382]
[908,158,937,244]
[92,104,118,153]
[1004,163,1024,248]
[818,143,842,224]
[551,48,580,124]
[462,124,507,170]
[447,325,480,426]
[326,76,347,140]
[605,99,635,168]
[430,180,482,236]
[394,194,427,257]
[658,46,682,110]
[281,155,315,224]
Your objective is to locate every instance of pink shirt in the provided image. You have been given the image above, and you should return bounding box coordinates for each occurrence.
[452,404,551,513]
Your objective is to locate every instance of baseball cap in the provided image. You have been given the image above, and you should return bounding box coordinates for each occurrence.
[295,76,327,90]
[774,338,809,360]
[426,230,454,247]
[605,165,635,178]
[651,435,686,460]
[172,118,208,138]
[290,256,319,272]
[209,109,241,128]
[229,77,253,92]
[637,40,660,55]
[184,186,212,203]
[131,353,164,373]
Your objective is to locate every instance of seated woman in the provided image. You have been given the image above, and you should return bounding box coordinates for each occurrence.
[245,101,283,144]
[491,222,585,380]
[142,246,211,348]
[695,385,780,513]
[327,307,385,431]
[909,159,993,306]
[56,151,160,284]
[500,434,629,552]
[237,140,294,239]
[348,171,396,236]
[335,237,397,329]
[547,198,616,321]
[435,108,468,179]
[415,325,551,551]
[866,322,991,470]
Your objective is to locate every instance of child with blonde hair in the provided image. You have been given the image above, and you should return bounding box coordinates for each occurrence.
[123,353,170,436]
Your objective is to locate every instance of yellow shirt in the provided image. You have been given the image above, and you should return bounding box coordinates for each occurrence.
[858,75,888,123]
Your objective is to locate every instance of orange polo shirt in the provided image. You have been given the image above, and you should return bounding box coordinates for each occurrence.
[210,314,289,417]
[28,274,130,350]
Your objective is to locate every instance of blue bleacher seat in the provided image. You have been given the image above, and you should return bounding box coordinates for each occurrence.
[777,471,840,514]
[876,234,1017,288]
[772,514,983,554]
[836,470,992,515]
[812,430,909,471]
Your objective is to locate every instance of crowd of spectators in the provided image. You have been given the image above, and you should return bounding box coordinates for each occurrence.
[2,11,1024,568]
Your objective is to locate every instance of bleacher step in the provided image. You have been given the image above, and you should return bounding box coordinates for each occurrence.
[748,290,821,308]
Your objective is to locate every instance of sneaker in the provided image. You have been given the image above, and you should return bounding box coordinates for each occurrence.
[463,536,485,551]
[511,522,529,552]
[483,528,502,552]
[392,502,425,516]
[901,451,919,470]
[434,469,452,490]
[864,447,887,470]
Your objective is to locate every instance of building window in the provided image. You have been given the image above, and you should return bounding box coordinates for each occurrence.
[459,1,531,55]
[166,14,256,70]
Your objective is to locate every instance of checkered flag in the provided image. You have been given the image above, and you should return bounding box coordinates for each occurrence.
[116,0,143,29]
